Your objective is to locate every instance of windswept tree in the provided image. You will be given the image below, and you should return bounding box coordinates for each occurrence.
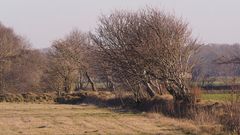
[91,8,199,111]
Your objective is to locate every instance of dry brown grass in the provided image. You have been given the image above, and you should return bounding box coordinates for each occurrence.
[0,103,223,135]
[220,102,240,134]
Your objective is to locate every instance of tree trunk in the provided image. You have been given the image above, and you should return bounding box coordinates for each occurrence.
[107,76,115,90]
[79,81,83,90]
[64,77,68,93]
[108,81,115,90]
[142,81,156,98]
[85,72,96,91]
[149,80,163,95]
[173,95,193,117]
[78,71,84,90]
[165,80,194,117]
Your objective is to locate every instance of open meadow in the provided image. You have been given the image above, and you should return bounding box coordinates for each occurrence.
[0,102,222,135]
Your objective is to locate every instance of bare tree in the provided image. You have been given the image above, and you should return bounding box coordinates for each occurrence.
[0,22,48,94]
[42,30,96,94]
[0,23,29,93]
[91,8,199,111]
[61,30,97,91]
[0,23,24,62]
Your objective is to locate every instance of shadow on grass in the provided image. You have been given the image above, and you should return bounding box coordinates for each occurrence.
[55,90,174,116]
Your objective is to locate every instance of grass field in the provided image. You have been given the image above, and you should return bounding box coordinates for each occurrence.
[201,93,239,101]
[0,103,220,135]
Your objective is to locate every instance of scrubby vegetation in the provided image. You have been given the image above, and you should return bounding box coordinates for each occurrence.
[1,7,240,134]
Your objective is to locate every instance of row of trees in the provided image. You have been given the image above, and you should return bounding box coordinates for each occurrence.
[193,44,240,79]
[0,8,200,110]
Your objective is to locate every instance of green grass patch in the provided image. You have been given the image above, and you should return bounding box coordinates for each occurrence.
[201,93,237,101]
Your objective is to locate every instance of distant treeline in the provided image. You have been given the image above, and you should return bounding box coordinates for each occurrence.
[192,43,240,81]
[201,84,240,91]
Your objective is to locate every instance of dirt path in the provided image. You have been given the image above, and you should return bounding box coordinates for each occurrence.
[0,103,204,135]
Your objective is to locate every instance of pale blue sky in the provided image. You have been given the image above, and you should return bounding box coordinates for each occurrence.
[0,0,239,48]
